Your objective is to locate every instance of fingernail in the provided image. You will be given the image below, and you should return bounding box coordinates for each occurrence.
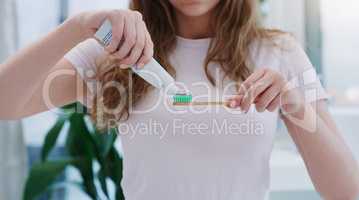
[120,64,129,69]
[105,46,113,53]
[230,101,236,108]
[137,63,145,69]
[240,106,246,113]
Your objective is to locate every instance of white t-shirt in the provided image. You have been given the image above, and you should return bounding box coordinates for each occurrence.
[65,35,328,200]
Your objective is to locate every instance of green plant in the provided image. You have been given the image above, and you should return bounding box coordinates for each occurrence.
[23,103,124,200]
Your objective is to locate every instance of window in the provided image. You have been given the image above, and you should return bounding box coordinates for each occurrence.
[321,0,359,107]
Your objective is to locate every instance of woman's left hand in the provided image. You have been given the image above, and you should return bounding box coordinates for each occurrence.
[229,68,292,113]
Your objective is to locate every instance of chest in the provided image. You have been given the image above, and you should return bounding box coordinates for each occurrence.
[118,45,282,158]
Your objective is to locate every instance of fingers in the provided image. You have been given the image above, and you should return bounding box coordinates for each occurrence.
[120,20,147,67]
[111,13,137,60]
[238,68,266,95]
[136,26,154,67]
[254,83,281,112]
[234,68,288,113]
[227,69,265,110]
[266,94,281,112]
[106,11,151,69]
[106,12,125,53]
[227,95,244,108]
[240,72,273,112]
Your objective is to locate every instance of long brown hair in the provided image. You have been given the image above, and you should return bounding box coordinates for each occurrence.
[92,0,281,129]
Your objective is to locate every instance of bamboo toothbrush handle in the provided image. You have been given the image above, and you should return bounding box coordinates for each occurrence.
[173,101,227,106]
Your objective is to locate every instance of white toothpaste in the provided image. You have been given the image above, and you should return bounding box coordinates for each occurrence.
[94,19,181,95]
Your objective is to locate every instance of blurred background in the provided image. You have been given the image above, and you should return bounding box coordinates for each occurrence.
[0,0,358,200]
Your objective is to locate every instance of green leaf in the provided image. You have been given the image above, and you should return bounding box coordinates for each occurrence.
[61,102,87,115]
[41,117,66,162]
[103,147,124,200]
[96,145,124,200]
[62,103,77,110]
[106,148,123,185]
[73,158,98,199]
[66,113,98,199]
[93,129,118,199]
[115,186,125,200]
[94,128,118,158]
[98,168,109,198]
[66,113,95,158]
[23,159,73,200]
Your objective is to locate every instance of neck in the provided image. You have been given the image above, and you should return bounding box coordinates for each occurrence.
[175,12,213,39]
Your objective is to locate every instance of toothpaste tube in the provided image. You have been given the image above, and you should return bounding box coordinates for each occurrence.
[94,19,181,95]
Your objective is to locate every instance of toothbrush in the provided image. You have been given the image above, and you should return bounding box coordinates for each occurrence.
[94,20,227,107]
[94,19,182,95]
[172,94,228,107]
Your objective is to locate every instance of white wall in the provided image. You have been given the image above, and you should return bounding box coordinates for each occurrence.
[17,0,59,47]
[321,0,359,92]
[264,0,306,45]
[1,1,28,200]
[69,0,129,16]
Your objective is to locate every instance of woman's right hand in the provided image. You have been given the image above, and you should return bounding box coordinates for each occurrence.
[72,9,154,67]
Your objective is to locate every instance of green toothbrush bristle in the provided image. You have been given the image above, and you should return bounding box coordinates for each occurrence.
[173,94,193,103]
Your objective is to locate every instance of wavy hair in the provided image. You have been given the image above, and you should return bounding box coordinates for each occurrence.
[92,0,281,129]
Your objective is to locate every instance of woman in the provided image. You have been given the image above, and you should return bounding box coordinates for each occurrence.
[1,0,359,199]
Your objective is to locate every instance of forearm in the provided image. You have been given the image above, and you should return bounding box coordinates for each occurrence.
[283,103,359,200]
[0,17,86,117]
